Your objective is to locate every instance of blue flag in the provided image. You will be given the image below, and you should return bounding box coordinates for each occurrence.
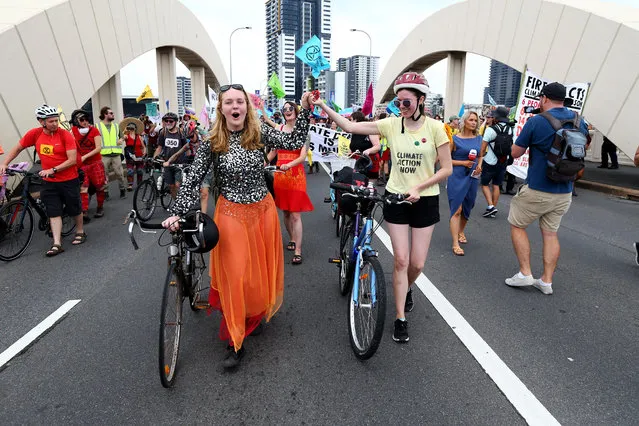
[488,94,497,106]
[458,104,465,117]
[387,97,401,116]
[295,35,330,79]
[165,100,169,110]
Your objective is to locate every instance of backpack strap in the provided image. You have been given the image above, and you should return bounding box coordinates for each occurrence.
[539,111,563,131]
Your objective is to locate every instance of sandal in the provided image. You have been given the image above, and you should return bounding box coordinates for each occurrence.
[292,254,303,265]
[46,244,64,257]
[452,246,465,256]
[458,233,467,244]
[286,241,296,251]
[72,232,87,245]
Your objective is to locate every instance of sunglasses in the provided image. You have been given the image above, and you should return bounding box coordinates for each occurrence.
[220,84,244,92]
[393,99,413,108]
[78,117,88,122]
[282,106,295,112]
[163,119,175,123]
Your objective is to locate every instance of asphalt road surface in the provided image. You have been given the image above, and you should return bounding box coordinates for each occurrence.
[1,169,637,425]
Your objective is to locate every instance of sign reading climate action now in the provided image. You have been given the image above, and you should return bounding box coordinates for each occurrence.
[508,68,590,180]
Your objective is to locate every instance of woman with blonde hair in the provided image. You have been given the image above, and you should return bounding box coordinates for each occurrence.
[162,85,313,369]
[447,110,483,256]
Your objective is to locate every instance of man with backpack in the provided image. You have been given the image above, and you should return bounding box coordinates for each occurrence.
[478,107,513,217]
[153,112,188,199]
[505,83,589,295]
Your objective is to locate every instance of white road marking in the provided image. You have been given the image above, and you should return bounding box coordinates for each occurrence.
[320,160,558,425]
[0,300,81,369]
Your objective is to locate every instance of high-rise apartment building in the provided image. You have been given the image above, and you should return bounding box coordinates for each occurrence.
[483,60,522,107]
[336,55,379,106]
[176,76,192,116]
[265,0,332,107]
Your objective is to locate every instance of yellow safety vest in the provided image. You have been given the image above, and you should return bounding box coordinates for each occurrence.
[99,122,122,155]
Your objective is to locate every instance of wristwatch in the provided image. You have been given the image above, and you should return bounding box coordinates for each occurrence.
[52,167,58,174]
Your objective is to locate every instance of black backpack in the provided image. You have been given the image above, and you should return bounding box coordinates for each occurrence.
[489,123,513,163]
[539,111,587,183]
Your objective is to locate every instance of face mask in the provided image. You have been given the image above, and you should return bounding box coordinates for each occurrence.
[79,127,90,135]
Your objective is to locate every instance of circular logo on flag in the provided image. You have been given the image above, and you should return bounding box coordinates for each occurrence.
[306,45,320,61]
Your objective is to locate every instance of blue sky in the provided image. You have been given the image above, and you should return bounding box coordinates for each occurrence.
[119,0,638,104]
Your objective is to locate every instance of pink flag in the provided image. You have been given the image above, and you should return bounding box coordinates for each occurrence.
[361,83,374,117]
[249,93,262,109]
[199,104,209,129]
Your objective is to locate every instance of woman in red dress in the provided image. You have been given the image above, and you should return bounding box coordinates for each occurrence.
[266,101,314,264]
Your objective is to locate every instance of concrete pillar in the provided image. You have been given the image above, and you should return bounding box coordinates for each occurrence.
[156,47,178,116]
[190,66,206,118]
[444,52,466,120]
[91,72,123,123]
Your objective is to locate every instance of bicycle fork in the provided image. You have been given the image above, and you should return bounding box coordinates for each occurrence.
[351,219,378,308]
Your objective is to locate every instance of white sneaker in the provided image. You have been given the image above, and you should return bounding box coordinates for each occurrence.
[505,273,534,287]
[532,280,553,295]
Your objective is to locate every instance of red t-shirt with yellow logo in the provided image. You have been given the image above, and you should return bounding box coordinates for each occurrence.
[19,128,78,182]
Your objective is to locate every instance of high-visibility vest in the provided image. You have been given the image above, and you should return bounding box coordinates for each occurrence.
[99,122,122,155]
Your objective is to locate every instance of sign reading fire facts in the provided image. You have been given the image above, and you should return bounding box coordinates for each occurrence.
[507,67,590,180]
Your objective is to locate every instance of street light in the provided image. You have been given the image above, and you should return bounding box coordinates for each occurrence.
[350,28,373,99]
[229,26,252,84]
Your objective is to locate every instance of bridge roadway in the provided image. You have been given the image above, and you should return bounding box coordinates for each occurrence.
[0,168,637,424]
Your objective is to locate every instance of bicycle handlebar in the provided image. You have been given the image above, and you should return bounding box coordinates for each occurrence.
[329,182,412,205]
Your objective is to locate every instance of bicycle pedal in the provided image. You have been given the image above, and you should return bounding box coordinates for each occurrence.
[323,197,331,203]
[328,257,341,264]
[193,302,210,310]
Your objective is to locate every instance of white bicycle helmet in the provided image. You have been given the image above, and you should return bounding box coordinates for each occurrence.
[35,104,59,120]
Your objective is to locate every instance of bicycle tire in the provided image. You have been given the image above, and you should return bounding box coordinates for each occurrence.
[133,180,157,221]
[0,200,35,262]
[335,210,342,238]
[159,262,183,388]
[61,214,76,237]
[160,181,173,211]
[348,255,386,360]
[188,253,208,312]
[338,218,354,296]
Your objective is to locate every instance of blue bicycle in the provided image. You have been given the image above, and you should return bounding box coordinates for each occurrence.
[329,181,410,359]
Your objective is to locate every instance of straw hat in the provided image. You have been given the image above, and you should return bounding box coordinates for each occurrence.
[119,117,144,134]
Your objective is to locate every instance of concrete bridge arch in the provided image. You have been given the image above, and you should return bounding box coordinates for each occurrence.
[375,0,639,158]
[0,0,227,152]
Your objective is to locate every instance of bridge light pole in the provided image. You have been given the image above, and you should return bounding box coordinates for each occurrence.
[229,26,252,84]
[350,28,373,104]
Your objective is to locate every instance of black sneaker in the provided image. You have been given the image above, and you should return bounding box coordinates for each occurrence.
[634,242,639,266]
[405,287,414,313]
[250,323,264,336]
[482,206,497,218]
[222,346,245,369]
[392,319,409,343]
[120,188,126,198]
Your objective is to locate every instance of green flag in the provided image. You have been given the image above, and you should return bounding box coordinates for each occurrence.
[268,72,286,99]
[330,101,342,113]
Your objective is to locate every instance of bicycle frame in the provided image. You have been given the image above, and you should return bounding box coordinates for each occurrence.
[348,209,379,308]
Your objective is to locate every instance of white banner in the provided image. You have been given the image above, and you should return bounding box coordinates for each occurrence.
[308,124,352,162]
[508,68,590,179]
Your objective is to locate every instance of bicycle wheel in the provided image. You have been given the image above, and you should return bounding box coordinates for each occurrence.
[159,262,183,388]
[61,214,76,237]
[0,200,35,262]
[188,253,209,312]
[348,255,386,360]
[338,218,354,296]
[133,180,157,221]
[160,181,173,211]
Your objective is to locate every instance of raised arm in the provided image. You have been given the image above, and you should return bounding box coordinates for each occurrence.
[261,108,311,151]
[313,99,380,135]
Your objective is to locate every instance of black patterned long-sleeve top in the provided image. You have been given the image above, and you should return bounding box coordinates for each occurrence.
[170,108,311,216]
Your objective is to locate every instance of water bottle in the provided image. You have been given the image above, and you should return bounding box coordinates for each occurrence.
[366,180,375,195]
[157,174,163,191]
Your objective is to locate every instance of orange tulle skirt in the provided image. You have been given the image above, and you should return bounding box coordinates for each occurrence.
[208,193,284,350]
[273,150,314,212]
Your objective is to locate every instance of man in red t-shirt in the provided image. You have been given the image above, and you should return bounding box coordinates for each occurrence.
[0,104,86,256]
[71,109,107,221]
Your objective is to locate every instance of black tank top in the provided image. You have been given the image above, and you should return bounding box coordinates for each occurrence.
[350,134,372,153]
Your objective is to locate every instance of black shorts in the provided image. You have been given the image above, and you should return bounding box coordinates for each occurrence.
[163,166,183,185]
[480,162,507,186]
[40,178,82,218]
[383,193,440,228]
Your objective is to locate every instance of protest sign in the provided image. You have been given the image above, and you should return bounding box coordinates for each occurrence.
[307,124,351,162]
[508,68,590,179]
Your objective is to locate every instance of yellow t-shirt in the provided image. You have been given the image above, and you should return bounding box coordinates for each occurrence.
[376,116,449,197]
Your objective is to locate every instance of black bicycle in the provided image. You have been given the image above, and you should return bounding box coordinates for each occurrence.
[0,165,76,261]
[133,158,188,221]
[127,210,211,388]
